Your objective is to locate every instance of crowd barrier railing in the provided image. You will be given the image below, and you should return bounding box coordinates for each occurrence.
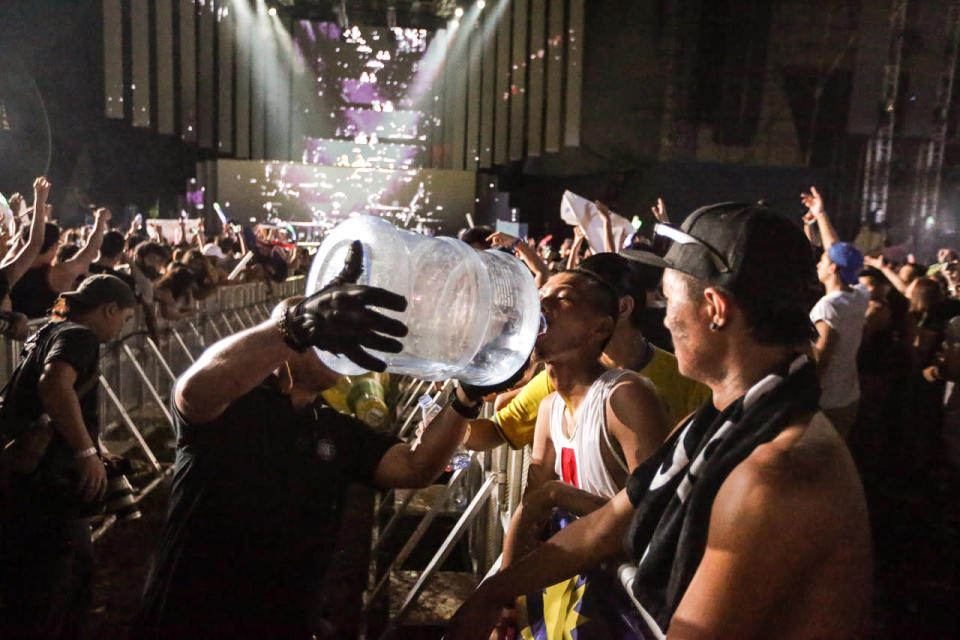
[0,276,306,540]
[361,376,532,639]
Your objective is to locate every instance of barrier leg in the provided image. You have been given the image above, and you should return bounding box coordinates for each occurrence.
[171,328,196,364]
[371,490,415,554]
[242,308,259,327]
[122,344,176,433]
[99,376,162,472]
[219,312,238,335]
[145,337,177,383]
[362,466,467,614]
[378,474,497,639]
[200,313,221,343]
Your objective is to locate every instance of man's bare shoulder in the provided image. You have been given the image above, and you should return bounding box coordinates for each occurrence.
[608,372,662,410]
[714,411,869,554]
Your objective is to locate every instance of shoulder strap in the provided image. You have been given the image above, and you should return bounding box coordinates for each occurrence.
[599,370,633,473]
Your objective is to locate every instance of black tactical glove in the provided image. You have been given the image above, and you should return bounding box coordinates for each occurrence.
[282,240,408,371]
[457,355,531,404]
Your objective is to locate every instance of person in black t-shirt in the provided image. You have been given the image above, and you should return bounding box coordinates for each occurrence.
[1,274,136,640]
[135,241,525,638]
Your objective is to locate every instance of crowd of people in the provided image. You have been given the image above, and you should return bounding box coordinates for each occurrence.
[1,174,959,638]
[0,178,312,337]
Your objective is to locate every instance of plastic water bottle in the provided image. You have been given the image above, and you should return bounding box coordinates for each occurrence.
[306,216,541,385]
[412,394,442,450]
[418,394,442,427]
[448,448,471,472]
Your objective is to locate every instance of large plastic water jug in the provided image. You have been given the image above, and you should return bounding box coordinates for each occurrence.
[306,215,540,385]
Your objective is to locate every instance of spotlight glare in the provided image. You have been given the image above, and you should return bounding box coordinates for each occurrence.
[477,0,485,7]
[454,7,464,17]
[268,6,277,16]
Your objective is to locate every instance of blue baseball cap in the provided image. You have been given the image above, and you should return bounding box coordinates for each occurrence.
[827,242,864,285]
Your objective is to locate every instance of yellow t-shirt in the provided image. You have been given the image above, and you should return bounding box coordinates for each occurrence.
[493,345,711,449]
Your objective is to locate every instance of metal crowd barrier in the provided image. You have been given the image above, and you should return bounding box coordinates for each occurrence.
[361,375,532,639]
[0,276,305,541]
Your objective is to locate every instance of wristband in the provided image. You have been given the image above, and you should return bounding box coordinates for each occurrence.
[275,300,307,352]
[75,447,98,460]
[509,238,522,252]
[450,394,482,419]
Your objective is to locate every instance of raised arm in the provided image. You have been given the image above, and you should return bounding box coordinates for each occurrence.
[593,201,617,253]
[863,255,909,296]
[487,231,550,288]
[175,319,300,424]
[50,207,110,291]
[1,177,50,285]
[801,186,839,250]
[176,241,408,424]
[567,227,587,270]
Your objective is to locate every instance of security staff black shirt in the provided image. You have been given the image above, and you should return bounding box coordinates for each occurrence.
[137,376,399,635]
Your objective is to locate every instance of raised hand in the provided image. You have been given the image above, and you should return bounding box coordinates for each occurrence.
[800,186,824,222]
[7,193,23,217]
[94,207,112,224]
[33,177,51,205]
[283,240,408,371]
[651,197,668,223]
[486,231,519,249]
[593,200,612,222]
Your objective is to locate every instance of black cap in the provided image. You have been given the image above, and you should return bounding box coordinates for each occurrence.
[623,202,819,312]
[61,274,136,309]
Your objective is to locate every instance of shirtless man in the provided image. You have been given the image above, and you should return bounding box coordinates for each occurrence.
[449,202,872,639]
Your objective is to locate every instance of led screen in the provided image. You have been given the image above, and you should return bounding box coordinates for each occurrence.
[293,21,439,170]
[213,159,475,236]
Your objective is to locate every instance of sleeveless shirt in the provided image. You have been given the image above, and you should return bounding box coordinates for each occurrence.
[548,368,637,499]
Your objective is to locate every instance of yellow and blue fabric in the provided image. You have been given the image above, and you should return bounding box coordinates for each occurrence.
[514,511,658,640]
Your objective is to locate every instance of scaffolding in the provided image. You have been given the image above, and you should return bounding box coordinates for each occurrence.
[910,0,960,236]
[861,0,908,224]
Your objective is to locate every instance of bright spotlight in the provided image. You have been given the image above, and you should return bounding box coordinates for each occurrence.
[454,7,464,17]
[451,19,460,28]
[268,6,277,16]
[477,0,485,7]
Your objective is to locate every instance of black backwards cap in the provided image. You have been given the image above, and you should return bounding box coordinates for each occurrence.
[61,274,137,309]
[623,202,820,313]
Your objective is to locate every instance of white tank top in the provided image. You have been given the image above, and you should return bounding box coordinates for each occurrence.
[549,368,635,499]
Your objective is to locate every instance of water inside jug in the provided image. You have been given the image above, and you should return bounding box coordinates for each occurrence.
[306,216,539,385]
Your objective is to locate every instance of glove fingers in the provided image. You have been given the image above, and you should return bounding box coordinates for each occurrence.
[359,309,408,337]
[357,331,404,354]
[342,344,387,372]
[329,240,364,287]
[354,286,408,313]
